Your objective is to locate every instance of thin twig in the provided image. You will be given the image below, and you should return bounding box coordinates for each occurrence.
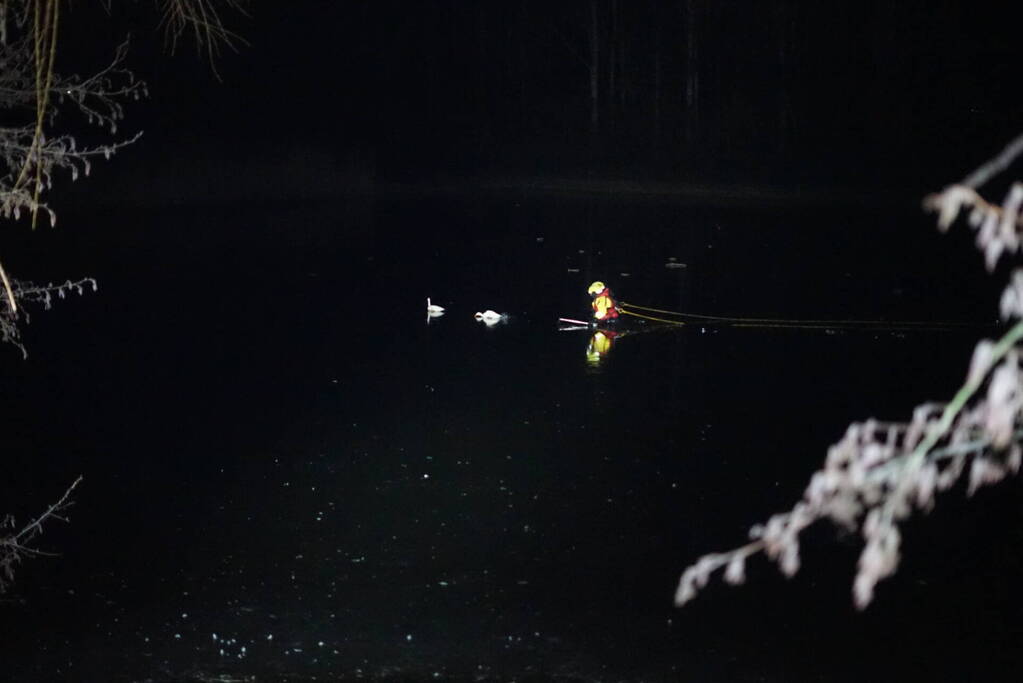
[963,132,1023,190]
[14,475,82,545]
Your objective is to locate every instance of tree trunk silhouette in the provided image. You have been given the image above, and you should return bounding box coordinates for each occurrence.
[589,0,599,136]
[608,0,616,128]
[684,0,700,152]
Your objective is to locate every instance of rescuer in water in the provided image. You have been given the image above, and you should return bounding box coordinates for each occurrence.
[587,281,619,325]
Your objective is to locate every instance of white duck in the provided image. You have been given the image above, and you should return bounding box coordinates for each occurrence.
[426,297,446,314]
[474,310,505,326]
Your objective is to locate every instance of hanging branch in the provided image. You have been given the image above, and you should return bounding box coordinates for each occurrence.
[159,0,249,78]
[924,134,1023,270]
[676,137,1023,610]
[0,276,97,357]
[0,1,141,327]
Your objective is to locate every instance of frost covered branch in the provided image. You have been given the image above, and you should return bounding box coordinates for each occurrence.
[677,137,1023,610]
[1,1,140,312]
[1,1,244,231]
[53,38,148,134]
[1,12,146,228]
[0,475,82,593]
[924,133,1023,271]
[0,0,244,597]
[0,275,97,357]
[924,183,1023,271]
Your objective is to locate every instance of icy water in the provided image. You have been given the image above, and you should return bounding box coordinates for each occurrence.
[1,195,1021,682]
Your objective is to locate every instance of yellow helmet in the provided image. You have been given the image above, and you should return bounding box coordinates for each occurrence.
[587,281,606,296]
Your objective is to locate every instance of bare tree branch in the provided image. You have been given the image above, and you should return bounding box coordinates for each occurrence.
[1,276,97,357]
[962,132,1023,190]
[159,0,249,76]
[1,476,83,593]
[677,137,1023,610]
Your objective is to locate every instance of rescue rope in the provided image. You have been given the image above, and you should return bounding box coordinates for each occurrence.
[617,301,989,331]
[618,308,685,326]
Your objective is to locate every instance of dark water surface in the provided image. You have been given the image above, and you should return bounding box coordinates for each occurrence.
[1,196,1021,682]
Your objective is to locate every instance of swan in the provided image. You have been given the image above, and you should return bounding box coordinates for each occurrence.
[426,297,445,314]
[474,310,505,325]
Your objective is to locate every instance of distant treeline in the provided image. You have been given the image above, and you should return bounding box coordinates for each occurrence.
[318,1,1019,188]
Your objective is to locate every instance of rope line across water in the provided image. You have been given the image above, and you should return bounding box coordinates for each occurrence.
[617,301,989,331]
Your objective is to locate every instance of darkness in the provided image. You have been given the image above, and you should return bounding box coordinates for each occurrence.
[48,0,1023,207]
[2,2,1023,682]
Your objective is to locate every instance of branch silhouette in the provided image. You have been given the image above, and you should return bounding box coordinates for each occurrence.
[677,135,1023,609]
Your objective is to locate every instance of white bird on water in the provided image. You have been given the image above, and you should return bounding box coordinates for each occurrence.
[426,297,445,314]
[474,310,505,326]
